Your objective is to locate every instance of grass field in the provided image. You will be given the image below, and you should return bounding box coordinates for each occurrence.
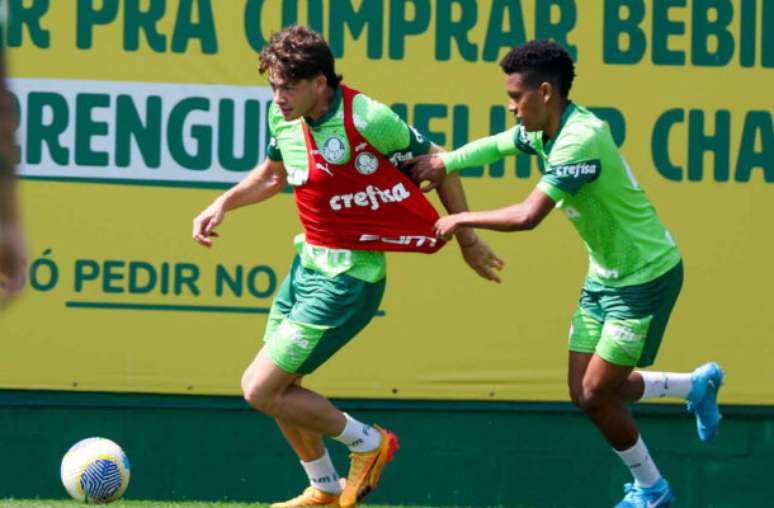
[0,502,454,508]
[0,502,495,508]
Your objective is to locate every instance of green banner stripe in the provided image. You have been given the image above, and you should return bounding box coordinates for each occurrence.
[66,301,271,314]
[65,301,386,316]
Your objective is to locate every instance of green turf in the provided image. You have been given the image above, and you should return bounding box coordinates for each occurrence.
[0,502,423,508]
[0,502,503,508]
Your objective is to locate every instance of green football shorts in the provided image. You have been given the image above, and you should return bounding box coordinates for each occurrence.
[263,257,386,375]
[568,261,683,367]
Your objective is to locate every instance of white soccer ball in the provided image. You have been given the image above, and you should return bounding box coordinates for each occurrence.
[60,437,131,504]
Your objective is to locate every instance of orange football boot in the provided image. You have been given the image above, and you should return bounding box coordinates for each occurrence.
[339,425,399,508]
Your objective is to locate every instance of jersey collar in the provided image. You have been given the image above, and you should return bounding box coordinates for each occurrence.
[543,100,576,155]
[305,86,343,129]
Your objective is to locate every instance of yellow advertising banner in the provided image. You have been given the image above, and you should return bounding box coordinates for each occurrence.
[1,1,772,404]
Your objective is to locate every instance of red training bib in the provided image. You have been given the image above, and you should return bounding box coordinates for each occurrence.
[293,85,445,254]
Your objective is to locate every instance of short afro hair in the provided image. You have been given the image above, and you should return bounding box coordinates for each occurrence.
[500,40,575,99]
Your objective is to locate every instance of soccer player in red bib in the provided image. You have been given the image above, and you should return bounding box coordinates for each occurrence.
[192,26,503,508]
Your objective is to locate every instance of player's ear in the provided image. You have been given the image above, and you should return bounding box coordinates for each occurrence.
[315,73,327,92]
[539,82,552,104]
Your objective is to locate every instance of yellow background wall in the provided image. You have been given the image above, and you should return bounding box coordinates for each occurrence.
[2,1,771,403]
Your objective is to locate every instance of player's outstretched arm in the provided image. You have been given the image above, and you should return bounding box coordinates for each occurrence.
[432,145,504,283]
[434,187,555,239]
[403,131,517,192]
[192,159,287,247]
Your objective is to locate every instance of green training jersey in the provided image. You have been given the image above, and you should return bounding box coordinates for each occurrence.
[267,86,431,282]
[442,102,681,287]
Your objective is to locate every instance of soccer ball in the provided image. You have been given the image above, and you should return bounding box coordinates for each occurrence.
[60,437,131,503]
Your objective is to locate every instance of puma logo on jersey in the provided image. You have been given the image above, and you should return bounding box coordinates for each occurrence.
[359,234,438,248]
[316,162,333,176]
[563,206,582,220]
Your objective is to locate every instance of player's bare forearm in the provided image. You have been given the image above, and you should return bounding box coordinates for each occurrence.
[216,159,287,211]
[435,173,478,244]
[192,159,286,247]
[455,206,540,232]
[436,187,555,237]
[431,144,505,282]
[430,144,476,245]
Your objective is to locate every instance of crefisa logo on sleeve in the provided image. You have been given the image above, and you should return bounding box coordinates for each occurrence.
[552,161,600,178]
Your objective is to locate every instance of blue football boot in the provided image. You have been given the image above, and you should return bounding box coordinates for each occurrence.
[614,479,675,507]
[686,362,725,442]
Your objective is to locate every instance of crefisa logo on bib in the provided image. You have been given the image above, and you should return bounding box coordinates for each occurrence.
[354,152,379,175]
[322,136,346,163]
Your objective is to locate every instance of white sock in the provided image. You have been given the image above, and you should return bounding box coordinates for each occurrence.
[638,371,693,401]
[301,449,342,494]
[332,413,382,453]
[613,435,662,488]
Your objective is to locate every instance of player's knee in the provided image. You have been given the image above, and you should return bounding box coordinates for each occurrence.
[575,383,611,411]
[568,384,584,408]
[243,385,279,415]
[241,377,279,415]
[567,375,587,408]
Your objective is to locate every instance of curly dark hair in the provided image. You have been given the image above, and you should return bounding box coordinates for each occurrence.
[500,40,575,99]
[258,25,342,88]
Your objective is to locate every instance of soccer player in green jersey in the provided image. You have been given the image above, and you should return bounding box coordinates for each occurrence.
[406,40,724,508]
[192,26,503,508]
